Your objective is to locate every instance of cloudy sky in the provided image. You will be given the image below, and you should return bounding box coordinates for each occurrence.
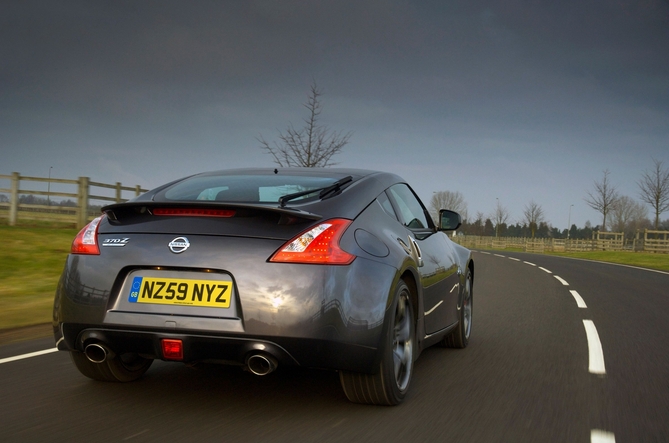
[2,0,668,229]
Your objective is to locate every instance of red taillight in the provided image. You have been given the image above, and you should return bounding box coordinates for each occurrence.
[152,208,236,217]
[269,219,355,265]
[71,216,103,255]
[161,339,184,360]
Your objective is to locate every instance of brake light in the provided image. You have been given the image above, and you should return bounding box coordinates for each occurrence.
[152,208,236,217]
[71,216,103,255]
[270,219,355,265]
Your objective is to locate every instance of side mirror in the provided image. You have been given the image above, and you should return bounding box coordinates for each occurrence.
[438,209,462,231]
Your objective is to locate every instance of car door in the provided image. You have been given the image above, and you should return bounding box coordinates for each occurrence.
[386,184,460,334]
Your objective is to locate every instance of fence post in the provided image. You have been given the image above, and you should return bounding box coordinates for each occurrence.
[9,172,19,226]
[77,176,90,229]
[135,185,141,197]
[115,182,122,203]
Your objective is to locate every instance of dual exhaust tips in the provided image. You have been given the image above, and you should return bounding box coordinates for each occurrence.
[84,342,278,376]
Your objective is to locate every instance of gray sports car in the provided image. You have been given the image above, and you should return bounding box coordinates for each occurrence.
[53,168,473,405]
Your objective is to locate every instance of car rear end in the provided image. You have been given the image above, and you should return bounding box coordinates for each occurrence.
[53,170,397,377]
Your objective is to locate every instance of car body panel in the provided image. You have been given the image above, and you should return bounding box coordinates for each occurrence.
[53,167,473,380]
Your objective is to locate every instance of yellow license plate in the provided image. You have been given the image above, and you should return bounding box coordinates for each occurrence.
[128,276,232,308]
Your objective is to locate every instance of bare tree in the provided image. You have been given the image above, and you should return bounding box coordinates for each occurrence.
[429,191,467,223]
[522,200,545,238]
[491,200,510,237]
[637,158,669,229]
[611,195,649,237]
[584,169,619,232]
[258,81,352,168]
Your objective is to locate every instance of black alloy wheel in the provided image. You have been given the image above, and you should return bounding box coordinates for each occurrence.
[339,280,415,405]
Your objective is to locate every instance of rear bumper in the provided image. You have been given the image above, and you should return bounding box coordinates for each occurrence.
[55,323,380,373]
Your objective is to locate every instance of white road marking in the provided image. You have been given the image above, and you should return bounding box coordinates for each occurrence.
[0,348,58,365]
[570,290,588,308]
[583,320,606,375]
[539,267,552,274]
[523,261,536,266]
[494,254,506,258]
[591,429,616,442]
[508,257,521,261]
[540,254,669,276]
[554,275,569,285]
[480,251,491,255]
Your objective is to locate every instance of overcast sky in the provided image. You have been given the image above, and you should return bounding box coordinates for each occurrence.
[2,0,668,229]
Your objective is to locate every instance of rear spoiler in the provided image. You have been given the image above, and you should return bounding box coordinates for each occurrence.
[101,201,323,224]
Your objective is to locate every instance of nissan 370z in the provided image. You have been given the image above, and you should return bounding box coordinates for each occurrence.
[53,168,474,405]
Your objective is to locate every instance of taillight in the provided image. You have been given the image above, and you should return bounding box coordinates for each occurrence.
[71,216,103,255]
[269,219,355,265]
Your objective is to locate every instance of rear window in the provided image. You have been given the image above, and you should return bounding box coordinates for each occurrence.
[157,174,342,203]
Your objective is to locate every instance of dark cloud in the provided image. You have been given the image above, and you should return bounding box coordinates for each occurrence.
[1,0,668,227]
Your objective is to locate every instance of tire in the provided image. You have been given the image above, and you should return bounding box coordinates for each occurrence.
[70,351,153,382]
[339,281,415,405]
[442,270,472,349]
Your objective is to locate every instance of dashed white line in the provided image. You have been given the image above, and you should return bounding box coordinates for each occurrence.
[554,275,569,285]
[508,257,521,262]
[569,290,588,308]
[591,429,616,442]
[539,267,552,274]
[494,254,506,258]
[583,320,606,375]
[523,261,536,266]
[0,348,58,365]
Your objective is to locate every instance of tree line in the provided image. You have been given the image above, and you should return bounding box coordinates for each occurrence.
[430,159,669,239]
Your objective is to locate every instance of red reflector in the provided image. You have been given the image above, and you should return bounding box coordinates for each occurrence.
[161,339,184,360]
[153,208,236,217]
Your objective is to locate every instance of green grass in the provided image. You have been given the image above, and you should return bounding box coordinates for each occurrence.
[469,244,669,272]
[546,251,669,272]
[0,224,78,330]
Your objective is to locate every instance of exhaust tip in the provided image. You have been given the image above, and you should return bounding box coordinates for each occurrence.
[246,353,278,376]
[84,343,110,364]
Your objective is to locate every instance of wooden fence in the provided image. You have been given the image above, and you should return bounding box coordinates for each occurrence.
[635,230,669,253]
[0,172,148,228]
[454,231,669,254]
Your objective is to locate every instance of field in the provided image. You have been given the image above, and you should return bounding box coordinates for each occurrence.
[1,224,668,333]
[0,224,78,330]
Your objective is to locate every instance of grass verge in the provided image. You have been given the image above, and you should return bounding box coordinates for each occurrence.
[546,251,669,272]
[0,224,77,331]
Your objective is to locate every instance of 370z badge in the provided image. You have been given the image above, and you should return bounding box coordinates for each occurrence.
[102,238,129,247]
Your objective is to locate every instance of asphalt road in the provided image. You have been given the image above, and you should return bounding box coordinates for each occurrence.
[1,251,667,442]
